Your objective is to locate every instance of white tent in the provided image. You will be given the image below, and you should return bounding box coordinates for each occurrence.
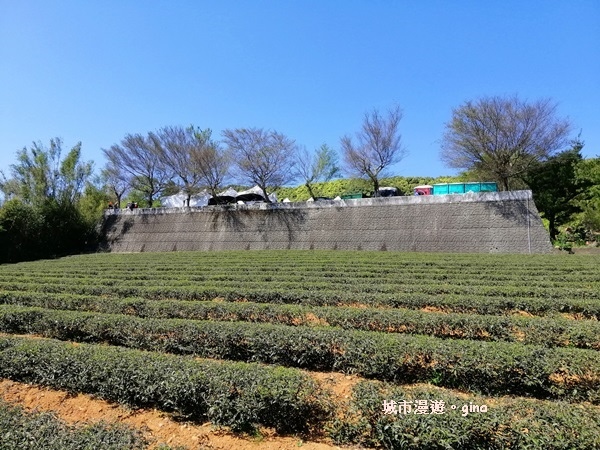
[219,187,238,198]
[237,185,263,197]
[236,185,277,203]
[161,190,211,207]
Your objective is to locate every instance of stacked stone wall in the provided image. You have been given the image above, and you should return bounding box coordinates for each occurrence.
[101,190,552,254]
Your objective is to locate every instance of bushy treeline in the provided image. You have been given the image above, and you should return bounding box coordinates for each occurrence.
[0,198,98,264]
[275,175,463,201]
[0,139,107,263]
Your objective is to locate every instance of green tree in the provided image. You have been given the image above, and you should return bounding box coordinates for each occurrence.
[79,182,111,225]
[524,140,589,240]
[0,199,42,263]
[575,155,600,239]
[295,144,340,199]
[0,138,95,262]
[0,138,92,205]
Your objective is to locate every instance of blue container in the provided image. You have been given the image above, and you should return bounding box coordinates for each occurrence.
[448,183,466,194]
[465,182,482,193]
[432,184,450,195]
[480,182,498,192]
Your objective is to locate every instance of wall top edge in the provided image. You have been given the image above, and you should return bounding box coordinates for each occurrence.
[105,190,533,216]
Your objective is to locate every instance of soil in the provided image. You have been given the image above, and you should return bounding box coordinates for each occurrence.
[0,378,356,450]
[571,246,600,255]
[420,306,449,314]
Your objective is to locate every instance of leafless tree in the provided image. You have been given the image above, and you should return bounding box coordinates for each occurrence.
[341,106,406,196]
[222,128,297,202]
[191,132,232,200]
[101,165,128,208]
[440,96,572,191]
[295,144,340,199]
[102,133,170,207]
[153,125,206,207]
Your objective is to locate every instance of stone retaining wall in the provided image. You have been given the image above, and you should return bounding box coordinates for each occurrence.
[101,190,553,254]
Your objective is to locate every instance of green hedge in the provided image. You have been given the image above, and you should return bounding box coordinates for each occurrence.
[1,291,598,349]
[0,399,148,450]
[1,306,599,403]
[0,336,331,433]
[329,381,600,449]
[274,176,455,201]
[1,283,600,318]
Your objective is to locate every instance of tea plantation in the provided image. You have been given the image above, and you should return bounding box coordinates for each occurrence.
[0,250,599,449]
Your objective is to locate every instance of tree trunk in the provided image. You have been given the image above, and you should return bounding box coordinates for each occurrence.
[548,216,557,241]
[372,177,380,197]
[305,183,315,199]
[501,177,510,191]
[209,187,219,202]
[147,194,153,208]
[186,193,191,207]
[260,185,272,203]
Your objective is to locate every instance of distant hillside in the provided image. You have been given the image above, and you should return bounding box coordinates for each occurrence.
[275,175,467,201]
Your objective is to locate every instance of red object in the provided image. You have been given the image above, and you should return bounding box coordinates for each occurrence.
[413,185,433,195]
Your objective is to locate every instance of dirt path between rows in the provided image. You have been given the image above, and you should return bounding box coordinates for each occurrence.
[0,374,362,450]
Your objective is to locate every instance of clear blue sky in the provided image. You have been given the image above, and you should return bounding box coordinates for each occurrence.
[1,0,598,182]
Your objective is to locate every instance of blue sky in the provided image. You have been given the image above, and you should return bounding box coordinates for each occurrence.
[1,0,599,182]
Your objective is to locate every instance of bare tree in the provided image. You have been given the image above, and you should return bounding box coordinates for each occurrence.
[295,144,340,199]
[102,133,170,208]
[101,165,128,208]
[222,128,297,202]
[153,125,207,207]
[341,106,406,196]
[440,96,572,191]
[191,130,231,200]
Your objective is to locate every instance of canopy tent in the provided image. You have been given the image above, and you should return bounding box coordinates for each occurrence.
[163,185,278,207]
[236,185,267,202]
[208,187,238,205]
[235,185,277,203]
[161,190,211,207]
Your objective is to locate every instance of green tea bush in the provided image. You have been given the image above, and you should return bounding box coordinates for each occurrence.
[1,292,598,349]
[1,306,598,404]
[0,399,147,450]
[0,336,331,433]
[328,381,600,449]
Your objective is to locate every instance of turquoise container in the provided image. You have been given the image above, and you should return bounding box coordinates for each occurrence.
[480,182,498,192]
[465,182,482,192]
[432,184,449,195]
[448,183,466,194]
